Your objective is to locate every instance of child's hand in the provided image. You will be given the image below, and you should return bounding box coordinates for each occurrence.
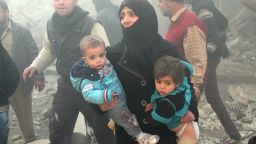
[99,98,118,112]
[145,103,153,112]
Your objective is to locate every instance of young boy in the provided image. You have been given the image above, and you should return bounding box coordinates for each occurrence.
[70,35,159,144]
[145,56,199,144]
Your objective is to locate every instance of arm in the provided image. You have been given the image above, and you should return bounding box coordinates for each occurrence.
[198,9,220,53]
[1,45,20,96]
[183,25,207,90]
[197,5,229,58]
[90,22,110,46]
[197,7,228,54]
[80,79,113,105]
[23,28,39,69]
[24,32,56,81]
[30,32,56,73]
[23,28,45,91]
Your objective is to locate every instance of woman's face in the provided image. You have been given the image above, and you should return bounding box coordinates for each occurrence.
[120,6,139,28]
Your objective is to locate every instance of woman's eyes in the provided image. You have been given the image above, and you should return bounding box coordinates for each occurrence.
[120,12,136,19]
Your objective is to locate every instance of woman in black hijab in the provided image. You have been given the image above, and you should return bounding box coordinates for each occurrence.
[103,0,199,143]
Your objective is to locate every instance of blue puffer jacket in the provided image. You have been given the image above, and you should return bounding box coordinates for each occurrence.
[70,59,124,104]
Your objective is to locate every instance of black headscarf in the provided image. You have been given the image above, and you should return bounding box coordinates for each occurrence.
[52,6,89,32]
[119,0,177,66]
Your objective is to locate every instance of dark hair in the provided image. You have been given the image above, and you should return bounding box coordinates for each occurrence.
[0,0,8,12]
[153,56,185,85]
[80,35,105,55]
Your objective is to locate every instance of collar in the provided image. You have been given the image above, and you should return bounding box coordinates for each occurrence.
[170,7,187,22]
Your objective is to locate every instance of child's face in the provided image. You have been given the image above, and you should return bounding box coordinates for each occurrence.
[82,46,106,70]
[155,75,178,96]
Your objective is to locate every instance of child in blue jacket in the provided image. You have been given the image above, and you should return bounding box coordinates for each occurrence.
[145,56,199,144]
[70,35,159,144]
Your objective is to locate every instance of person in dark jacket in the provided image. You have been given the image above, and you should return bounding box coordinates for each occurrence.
[70,35,159,144]
[99,0,199,143]
[0,42,20,144]
[93,0,122,45]
[189,0,241,143]
[0,1,44,142]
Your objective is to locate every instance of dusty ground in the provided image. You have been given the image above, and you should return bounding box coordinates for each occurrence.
[7,39,256,144]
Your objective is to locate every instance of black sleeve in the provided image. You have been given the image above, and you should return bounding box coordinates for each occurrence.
[196,1,228,51]
[198,8,221,46]
[1,43,20,96]
[210,0,228,31]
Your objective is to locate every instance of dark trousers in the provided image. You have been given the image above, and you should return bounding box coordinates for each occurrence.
[205,58,240,140]
[49,78,115,144]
